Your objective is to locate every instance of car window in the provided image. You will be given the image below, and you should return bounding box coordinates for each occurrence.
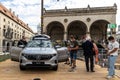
[26,40,53,48]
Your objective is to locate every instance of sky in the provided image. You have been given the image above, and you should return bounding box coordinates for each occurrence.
[0,0,120,32]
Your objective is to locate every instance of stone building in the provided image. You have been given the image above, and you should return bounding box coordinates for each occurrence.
[43,4,117,41]
[0,3,34,52]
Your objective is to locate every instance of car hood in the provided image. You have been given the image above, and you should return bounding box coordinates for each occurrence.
[21,47,57,54]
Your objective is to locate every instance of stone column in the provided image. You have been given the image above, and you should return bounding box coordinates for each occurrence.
[63,20,68,40]
[64,32,67,40]
[86,26,90,38]
[86,32,90,37]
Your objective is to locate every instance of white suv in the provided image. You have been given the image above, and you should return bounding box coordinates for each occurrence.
[10,34,68,71]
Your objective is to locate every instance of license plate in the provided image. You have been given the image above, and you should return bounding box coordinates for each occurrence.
[33,62,44,64]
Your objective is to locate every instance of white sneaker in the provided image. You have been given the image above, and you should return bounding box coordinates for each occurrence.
[68,68,74,72]
[106,76,112,79]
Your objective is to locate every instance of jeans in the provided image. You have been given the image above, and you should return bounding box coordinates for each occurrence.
[70,52,77,60]
[108,55,117,76]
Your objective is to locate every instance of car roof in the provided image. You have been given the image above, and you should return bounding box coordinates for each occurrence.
[32,34,50,40]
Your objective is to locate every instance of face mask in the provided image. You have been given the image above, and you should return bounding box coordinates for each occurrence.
[109,41,113,43]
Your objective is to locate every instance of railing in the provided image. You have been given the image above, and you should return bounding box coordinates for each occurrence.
[98,48,108,67]
[76,48,108,68]
[76,49,84,60]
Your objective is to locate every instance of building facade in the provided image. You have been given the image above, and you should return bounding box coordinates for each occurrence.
[0,3,34,52]
[43,4,117,41]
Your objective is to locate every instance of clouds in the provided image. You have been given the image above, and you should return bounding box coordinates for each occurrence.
[44,0,117,9]
[0,0,120,32]
[0,0,40,32]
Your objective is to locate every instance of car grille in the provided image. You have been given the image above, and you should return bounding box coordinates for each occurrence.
[24,54,53,60]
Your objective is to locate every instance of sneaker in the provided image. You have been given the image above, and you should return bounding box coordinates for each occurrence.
[112,75,116,78]
[69,64,72,66]
[67,62,70,65]
[68,68,74,72]
[106,76,113,79]
[64,62,67,64]
[91,70,95,72]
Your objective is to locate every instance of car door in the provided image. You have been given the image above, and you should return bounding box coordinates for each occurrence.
[57,47,69,62]
[10,46,23,62]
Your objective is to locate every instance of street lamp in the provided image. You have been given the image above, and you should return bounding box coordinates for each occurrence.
[41,0,60,34]
[41,0,43,34]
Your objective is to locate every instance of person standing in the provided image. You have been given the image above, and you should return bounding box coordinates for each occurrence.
[91,40,99,64]
[17,36,27,47]
[68,35,79,72]
[107,36,119,79]
[82,35,95,72]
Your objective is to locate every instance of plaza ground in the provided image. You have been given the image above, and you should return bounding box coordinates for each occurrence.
[0,59,120,80]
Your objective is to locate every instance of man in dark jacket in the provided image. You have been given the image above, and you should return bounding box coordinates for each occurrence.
[17,36,27,47]
[82,35,95,72]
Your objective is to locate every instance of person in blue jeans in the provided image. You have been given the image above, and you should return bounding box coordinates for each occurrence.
[107,36,119,79]
[68,35,79,72]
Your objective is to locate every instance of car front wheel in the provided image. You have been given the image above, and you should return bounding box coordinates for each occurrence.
[52,65,58,71]
[19,64,26,71]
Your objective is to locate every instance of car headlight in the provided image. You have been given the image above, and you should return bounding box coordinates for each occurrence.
[51,53,57,57]
[53,54,57,56]
[21,53,26,56]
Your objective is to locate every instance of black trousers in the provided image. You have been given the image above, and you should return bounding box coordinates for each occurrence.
[84,55,94,71]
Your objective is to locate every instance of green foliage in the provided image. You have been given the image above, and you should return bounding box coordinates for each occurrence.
[0,54,10,62]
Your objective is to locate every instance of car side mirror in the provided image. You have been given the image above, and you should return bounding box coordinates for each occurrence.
[18,45,25,48]
[55,45,61,49]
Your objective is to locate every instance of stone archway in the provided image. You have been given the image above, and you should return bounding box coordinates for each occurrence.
[67,20,87,39]
[46,21,64,41]
[90,20,110,41]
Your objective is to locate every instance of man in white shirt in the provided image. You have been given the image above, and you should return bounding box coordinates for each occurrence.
[107,36,119,79]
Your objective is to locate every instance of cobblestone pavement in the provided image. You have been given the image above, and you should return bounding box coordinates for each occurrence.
[0,60,120,80]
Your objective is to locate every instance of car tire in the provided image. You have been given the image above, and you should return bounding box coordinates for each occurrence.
[19,64,26,71]
[52,65,58,71]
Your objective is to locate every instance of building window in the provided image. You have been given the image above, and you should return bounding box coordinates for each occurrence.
[12,23,13,26]
[3,9,6,13]
[3,25,5,28]
[20,35,21,39]
[14,33,16,39]
[8,21,10,24]
[2,40,6,47]
[3,29,6,36]
[3,18,6,22]
[17,34,19,38]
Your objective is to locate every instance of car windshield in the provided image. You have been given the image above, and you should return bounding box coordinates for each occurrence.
[26,40,53,48]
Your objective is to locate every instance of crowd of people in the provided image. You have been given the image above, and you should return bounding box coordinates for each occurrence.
[65,35,119,79]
